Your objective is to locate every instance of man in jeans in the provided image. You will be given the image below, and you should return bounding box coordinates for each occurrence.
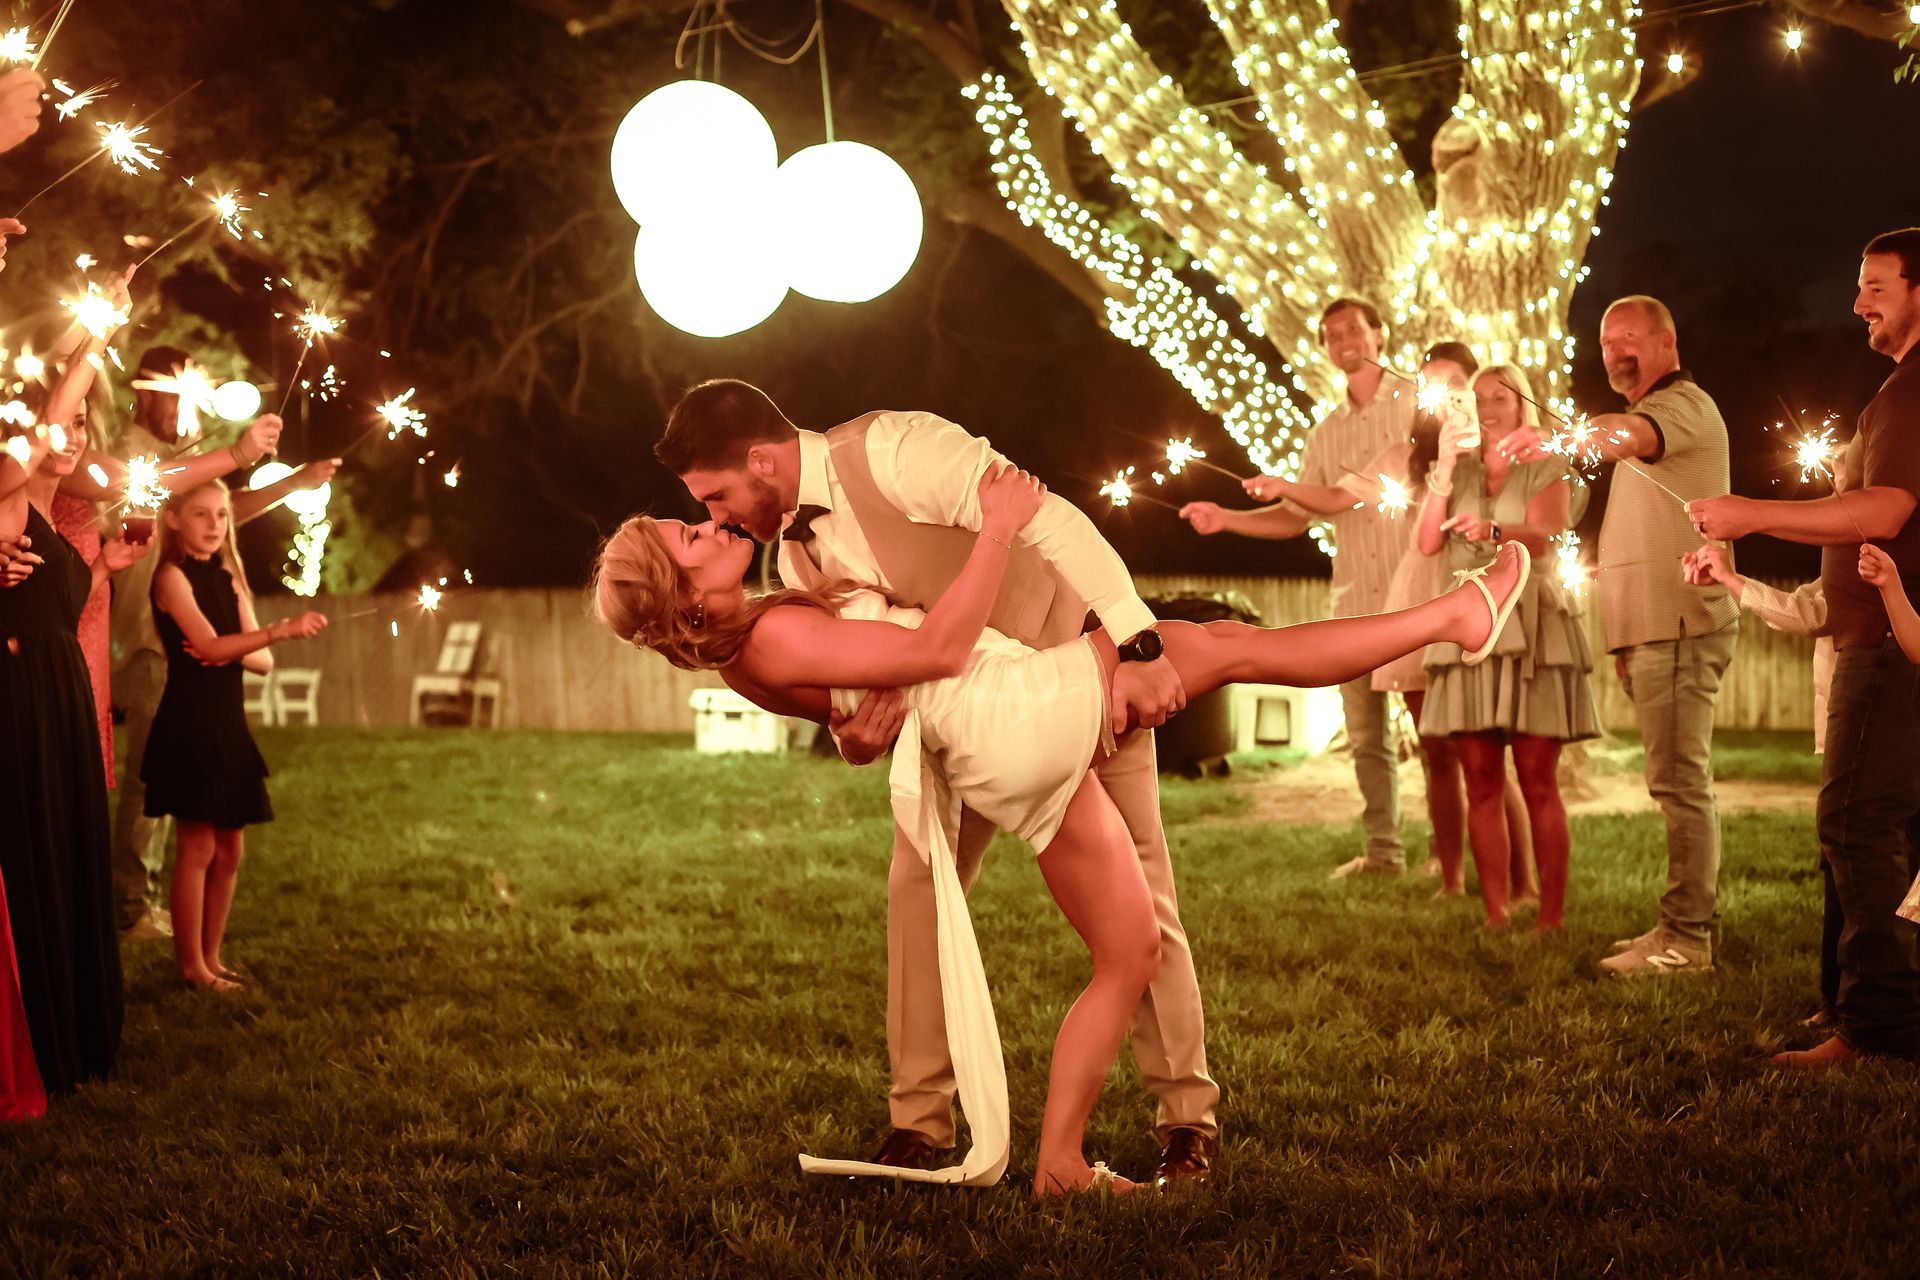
[1691,228,1920,1064]
[1181,298,1413,877]
[1507,296,1739,973]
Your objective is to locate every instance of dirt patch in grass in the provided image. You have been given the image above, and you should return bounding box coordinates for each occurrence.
[1213,748,1816,829]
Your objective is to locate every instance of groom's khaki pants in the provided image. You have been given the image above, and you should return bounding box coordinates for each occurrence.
[885,726,1220,1146]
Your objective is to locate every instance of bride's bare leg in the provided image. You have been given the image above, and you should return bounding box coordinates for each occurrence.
[1157,544,1526,700]
[1031,772,1159,1199]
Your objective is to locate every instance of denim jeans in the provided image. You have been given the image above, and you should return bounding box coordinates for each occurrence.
[1339,676,1402,866]
[1816,638,1920,1058]
[1619,623,1737,946]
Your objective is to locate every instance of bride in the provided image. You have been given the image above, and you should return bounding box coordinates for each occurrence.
[593,465,1529,1197]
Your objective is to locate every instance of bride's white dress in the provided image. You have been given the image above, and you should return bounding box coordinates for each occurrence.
[796,591,1110,1186]
[830,591,1107,849]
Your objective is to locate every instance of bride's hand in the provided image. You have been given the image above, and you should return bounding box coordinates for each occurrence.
[977,462,1047,542]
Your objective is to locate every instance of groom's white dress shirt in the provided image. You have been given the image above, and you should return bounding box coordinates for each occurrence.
[776,412,1156,645]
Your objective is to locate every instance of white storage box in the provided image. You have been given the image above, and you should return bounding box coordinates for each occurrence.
[690,688,788,754]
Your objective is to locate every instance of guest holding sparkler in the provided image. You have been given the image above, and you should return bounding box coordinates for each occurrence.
[1690,230,1920,1065]
[1683,545,1832,756]
[1416,363,1596,930]
[0,383,143,1099]
[146,481,326,991]
[1181,298,1415,879]
[105,345,285,943]
[0,67,44,155]
[1369,343,1539,902]
[1505,297,1738,974]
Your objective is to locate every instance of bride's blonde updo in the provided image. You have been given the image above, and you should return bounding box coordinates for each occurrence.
[591,516,851,671]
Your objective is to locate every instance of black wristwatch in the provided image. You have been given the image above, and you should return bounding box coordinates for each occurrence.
[1118,628,1164,663]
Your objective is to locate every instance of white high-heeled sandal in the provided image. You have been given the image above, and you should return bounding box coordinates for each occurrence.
[1456,542,1531,667]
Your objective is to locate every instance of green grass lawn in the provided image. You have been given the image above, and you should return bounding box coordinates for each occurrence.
[3,728,1908,1278]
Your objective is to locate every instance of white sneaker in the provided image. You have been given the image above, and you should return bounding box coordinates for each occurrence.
[119,910,173,941]
[1608,924,1662,954]
[1597,927,1711,978]
[1329,855,1405,881]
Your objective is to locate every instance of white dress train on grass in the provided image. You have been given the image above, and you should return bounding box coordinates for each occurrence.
[795,593,1108,1185]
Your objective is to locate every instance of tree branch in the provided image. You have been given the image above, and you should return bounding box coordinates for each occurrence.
[1783,0,1914,42]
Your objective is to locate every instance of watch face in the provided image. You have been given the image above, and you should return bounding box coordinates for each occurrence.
[1127,630,1164,661]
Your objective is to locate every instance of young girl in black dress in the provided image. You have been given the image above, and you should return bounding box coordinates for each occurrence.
[147,481,326,991]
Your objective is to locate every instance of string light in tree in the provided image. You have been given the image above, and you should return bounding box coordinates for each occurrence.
[986,0,1640,553]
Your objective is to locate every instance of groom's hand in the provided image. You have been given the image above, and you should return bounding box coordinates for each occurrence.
[830,688,906,767]
[1112,655,1186,736]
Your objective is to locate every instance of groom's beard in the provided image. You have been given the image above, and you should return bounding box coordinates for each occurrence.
[739,474,786,542]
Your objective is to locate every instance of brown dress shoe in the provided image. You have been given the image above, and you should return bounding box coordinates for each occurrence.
[1769,1035,1861,1069]
[1154,1127,1217,1189]
[865,1128,951,1169]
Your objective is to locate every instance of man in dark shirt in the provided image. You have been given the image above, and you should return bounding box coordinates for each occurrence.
[1689,227,1920,1066]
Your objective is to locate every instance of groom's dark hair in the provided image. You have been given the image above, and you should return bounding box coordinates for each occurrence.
[655,379,799,474]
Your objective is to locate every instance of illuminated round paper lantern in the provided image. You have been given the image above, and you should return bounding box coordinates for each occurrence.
[633,209,788,339]
[610,81,778,228]
[775,141,923,303]
[212,379,262,421]
[248,459,330,520]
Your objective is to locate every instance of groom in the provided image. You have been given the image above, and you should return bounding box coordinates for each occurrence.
[656,380,1221,1187]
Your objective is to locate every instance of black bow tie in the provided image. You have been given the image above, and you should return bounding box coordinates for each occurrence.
[783,503,830,544]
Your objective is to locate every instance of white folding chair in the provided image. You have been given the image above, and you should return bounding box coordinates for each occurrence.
[273,668,322,726]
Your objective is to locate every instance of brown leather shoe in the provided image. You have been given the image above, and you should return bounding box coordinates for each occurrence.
[1769,1035,1861,1069]
[1154,1127,1216,1189]
[865,1128,951,1169]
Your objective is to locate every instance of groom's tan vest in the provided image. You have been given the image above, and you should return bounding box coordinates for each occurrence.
[823,418,1089,651]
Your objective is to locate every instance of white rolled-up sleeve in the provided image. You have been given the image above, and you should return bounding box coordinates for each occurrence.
[1739,578,1825,636]
[864,411,1156,643]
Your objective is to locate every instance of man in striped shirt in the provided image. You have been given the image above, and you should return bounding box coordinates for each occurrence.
[1181,298,1415,877]
[1505,296,1738,975]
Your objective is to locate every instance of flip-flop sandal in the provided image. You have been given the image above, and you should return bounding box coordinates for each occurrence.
[1457,543,1531,667]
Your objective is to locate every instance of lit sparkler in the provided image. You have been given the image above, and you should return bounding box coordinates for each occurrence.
[295,306,342,345]
[1555,532,1589,595]
[133,359,219,440]
[1786,415,1840,483]
[1161,435,1244,482]
[52,78,111,122]
[417,584,443,611]
[376,389,427,440]
[1416,378,1449,415]
[1376,473,1411,517]
[1099,465,1179,513]
[98,120,163,174]
[126,454,169,510]
[443,463,460,488]
[211,189,247,238]
[0,27,34,63]
[62,281,129,339]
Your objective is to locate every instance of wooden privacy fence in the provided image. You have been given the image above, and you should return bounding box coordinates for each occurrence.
[254,575,1818,734]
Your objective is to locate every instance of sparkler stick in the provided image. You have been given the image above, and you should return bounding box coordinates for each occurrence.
[275,301,342,416]
[30,0,77,70]
[135,189,246,267]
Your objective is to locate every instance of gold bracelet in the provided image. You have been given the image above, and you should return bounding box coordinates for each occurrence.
[981,530,1013,550]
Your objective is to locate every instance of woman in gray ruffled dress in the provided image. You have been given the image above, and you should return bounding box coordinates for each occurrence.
[1414,363,1598,931]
